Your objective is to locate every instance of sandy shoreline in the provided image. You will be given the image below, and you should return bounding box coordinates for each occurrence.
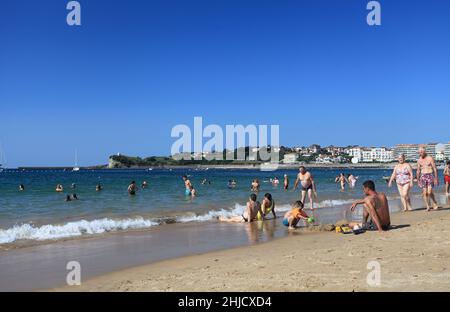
[53,204,450,292]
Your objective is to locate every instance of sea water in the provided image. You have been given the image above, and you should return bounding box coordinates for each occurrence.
[0,168,437,245]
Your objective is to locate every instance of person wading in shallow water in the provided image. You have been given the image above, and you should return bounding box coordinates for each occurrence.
[128,181,138,195]
[294,166,317,210]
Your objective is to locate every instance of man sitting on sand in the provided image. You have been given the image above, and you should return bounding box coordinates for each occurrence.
[282,200,310,230]
[219,194,264,223]
[349,180,391,232]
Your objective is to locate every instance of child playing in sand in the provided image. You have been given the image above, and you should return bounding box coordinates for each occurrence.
[282,200,310,230]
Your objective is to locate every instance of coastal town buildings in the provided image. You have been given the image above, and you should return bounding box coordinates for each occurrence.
[393,144,420,161]
[282,153,299,164]
[445,143,450,160]
[345,146,394,163]
[393,143,442,161]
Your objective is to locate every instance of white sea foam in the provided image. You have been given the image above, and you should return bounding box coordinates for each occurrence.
[0,217,158,244]
[176,198,354,223]
[0,198,356,244]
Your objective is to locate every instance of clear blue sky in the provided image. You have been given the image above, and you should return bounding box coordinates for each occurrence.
[1,0,449,167]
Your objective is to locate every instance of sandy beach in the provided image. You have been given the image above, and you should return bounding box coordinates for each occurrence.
[53,204,450,292]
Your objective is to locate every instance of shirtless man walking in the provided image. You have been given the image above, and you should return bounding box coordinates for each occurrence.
[349,180,391,232]
[294,166,317,210]
[416,147,439,211]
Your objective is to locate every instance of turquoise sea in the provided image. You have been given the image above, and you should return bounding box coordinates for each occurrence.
[0,168,437,245]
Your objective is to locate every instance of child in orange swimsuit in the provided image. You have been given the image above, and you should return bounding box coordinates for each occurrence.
[283,200,310,229]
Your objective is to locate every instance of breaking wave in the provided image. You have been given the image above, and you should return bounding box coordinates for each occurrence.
[0,198,355,244]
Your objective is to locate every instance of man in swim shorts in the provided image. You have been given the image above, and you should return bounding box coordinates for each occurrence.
[416,147,439,211]
[349,180,391,232]
[282,200,309,230]
[219,194,263,223]
[294,166,317,210]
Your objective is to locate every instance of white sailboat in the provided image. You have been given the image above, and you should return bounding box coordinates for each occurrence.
[72,149,80,172]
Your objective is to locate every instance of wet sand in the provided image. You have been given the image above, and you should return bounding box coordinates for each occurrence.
[0,220,289,291]
[53,204,450,292]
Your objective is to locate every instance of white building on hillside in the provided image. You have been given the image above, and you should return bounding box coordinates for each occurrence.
[283,153,298,164]
[445,143,450,160]
[360,147,394,163]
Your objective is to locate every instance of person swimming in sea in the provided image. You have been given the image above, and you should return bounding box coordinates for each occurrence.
[251,179,260,192]
[190,186,197,197]
[257,193,276,220]
[56,184,64,192]
[142,181,148,189]
[19,184,25,191]
[72,193,78,200]
[127,181,138,195]
[96,183,103,191]
[348,174,358,189]
[227,179,237,189]
[201,178,211,185]
[283,174,289,190]
[272,177,280,186]
[65,194,72,202]
[182,175,194,196]
[335,173,347,191]
[71,183,76,189]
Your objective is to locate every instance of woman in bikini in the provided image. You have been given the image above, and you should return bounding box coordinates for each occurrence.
[257,193,276,220]
[388,154,414,212]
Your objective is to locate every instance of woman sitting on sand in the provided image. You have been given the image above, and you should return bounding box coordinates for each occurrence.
[219,194,263,223]
[388,154,414,212]
[257,193,276,220]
